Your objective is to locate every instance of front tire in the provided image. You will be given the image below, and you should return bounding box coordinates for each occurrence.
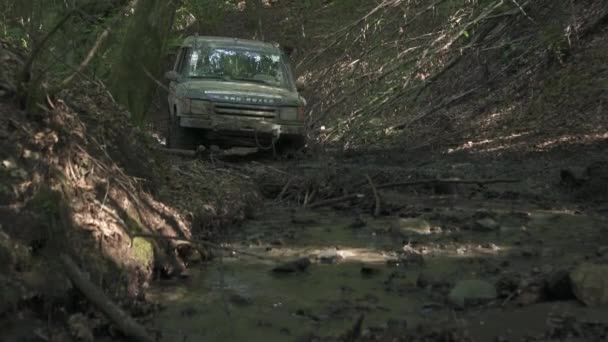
[167,113,197,150]
[277,135,307,158]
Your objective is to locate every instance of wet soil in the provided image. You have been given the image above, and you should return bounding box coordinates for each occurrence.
[144,148,608,341]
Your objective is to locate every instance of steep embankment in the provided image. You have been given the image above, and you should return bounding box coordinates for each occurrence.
[292,0,608,153]
[0,38,260,337]
[200,0,608,157]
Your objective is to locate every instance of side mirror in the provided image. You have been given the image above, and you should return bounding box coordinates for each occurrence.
[165,71,180,82]
[295,78,306,92]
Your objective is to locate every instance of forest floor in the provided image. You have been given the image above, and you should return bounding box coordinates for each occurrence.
[142,137,608,342]
[2,2,608,339]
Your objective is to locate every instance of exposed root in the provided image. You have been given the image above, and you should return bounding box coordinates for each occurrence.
[60,254,155,342]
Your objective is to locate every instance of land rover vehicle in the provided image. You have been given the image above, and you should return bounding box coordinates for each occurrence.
[165,36,307,151]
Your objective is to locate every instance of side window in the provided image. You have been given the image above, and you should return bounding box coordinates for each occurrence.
[281,54,296,91]
[173,48,184,71]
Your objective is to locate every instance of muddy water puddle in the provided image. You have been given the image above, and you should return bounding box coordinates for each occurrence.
[149,201,608,341]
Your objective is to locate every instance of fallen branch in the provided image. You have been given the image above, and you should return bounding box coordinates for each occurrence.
[60,254,155,342]
[377,178,521,189]
[307,193,365,209]
[366,174,381,217]
[156,147,197,157]
[276,177,295,201]
[59,25,111,89]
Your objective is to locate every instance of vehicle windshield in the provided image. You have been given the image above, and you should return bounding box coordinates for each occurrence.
[184,47,290,89]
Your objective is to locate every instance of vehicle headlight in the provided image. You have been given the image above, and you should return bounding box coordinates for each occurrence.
[280,106,305,121]
[190,100,213,114]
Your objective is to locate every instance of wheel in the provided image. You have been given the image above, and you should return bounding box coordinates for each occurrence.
[277,135,307,158]
[167,113,197,150]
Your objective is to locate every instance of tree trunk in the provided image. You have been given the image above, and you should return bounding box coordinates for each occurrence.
[109,0,178,123]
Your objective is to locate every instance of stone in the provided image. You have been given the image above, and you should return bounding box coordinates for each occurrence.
[448,279,497,308]
[570,263,608,306]
[473,218,500,232]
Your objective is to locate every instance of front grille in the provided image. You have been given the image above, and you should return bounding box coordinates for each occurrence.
[214,103,277,119]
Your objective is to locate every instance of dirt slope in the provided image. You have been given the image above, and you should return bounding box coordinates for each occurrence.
[0,38,260,339]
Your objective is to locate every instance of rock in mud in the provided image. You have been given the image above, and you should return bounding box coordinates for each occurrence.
[448,279,497,308]
[570,263,608,306]
[272,257,311,274]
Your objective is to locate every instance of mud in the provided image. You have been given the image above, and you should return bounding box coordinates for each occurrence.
[144,151,608,342]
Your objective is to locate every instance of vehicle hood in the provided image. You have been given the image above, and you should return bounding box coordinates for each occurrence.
[177,80,302,107]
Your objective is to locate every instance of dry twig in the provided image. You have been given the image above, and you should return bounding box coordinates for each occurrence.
[377,178,521,189]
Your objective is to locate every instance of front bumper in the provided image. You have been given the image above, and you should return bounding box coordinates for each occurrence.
[179,115,305,137]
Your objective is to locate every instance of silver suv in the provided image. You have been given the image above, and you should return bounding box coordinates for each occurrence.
[165,36,307,152]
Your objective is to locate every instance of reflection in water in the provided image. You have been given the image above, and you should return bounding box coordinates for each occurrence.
[148,206,608,341]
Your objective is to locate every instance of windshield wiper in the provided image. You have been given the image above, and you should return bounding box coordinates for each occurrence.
[229,76,272,85]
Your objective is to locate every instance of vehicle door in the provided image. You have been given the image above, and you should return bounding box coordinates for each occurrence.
[168,47,190,116]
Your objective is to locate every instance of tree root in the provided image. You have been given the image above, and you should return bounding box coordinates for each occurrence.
[60,254,155,342]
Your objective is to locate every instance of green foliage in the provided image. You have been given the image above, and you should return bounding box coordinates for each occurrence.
[178,0,236,29]
[131,237,154,267]
[109,0,179,122]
